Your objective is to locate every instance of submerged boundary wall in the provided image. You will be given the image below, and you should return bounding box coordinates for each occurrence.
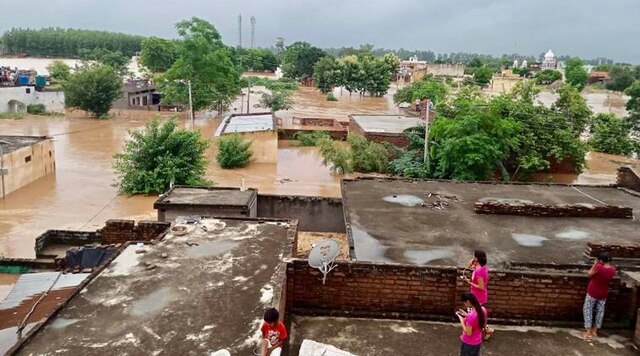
[285,259,637,326]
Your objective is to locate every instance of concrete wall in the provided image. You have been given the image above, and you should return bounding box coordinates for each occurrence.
[348,119,410,148]
[257,194,345,232]
[425,64,465,77]
[34,230,101,257]
[286,259,636,325]
[0,138,55,197]
[0,87,65,113]
[617,167,640,193]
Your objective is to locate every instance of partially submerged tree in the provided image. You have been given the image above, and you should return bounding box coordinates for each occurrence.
[139,37,179,72]
[63,64,122,117]
[564,58,588,91]
[626,81,640,132]
[259,89,294,112]
[281,41,326,80]
[46,60,71,82]
[216,134,252,168]
[161,18,240,113]
[534,69,562,85]
[552,84,593,134]
[589,113,637,156]
[113,118,210,195]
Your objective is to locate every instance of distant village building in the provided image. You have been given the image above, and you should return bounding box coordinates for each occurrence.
[588,70,611,85]
[214,112,278,163]
[0,87,65,113]
[0,136,55,198]
[541,49,557,70]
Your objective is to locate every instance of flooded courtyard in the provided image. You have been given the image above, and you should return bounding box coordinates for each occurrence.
[0,86,638,258]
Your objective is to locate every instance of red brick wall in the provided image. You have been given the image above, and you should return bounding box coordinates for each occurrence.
[293,117,336,127]
[286,259,635,325]
[474,201,633,219]
[587,243,640,259]
[100,219,170,244]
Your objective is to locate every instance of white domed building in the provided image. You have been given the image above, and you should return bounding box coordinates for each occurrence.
[541,49,557,70]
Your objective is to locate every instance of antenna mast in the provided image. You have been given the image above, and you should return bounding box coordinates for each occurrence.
[250,16,256,49]
[237,14,242,49]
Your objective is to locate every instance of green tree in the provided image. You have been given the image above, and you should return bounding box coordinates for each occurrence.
[281,41,326,79]
[605,66,636,92]
[625,81,640,132]
[473,66,493,87]
[429,97,519,180]
[392,76,448,105]
[589,113,637,156]
[161,18,240,113]
[564,58,588,91]
[318,134,392,174]
[552,84,593,134]
[534,69,562,85]
[313,56,341,94]
[63,64,122,117]
[113,118,210,195]
[216,134,252,168]
[259,89,294,112]
[293,131,332,146]
[46,60,71,82]
[140,37,179,72]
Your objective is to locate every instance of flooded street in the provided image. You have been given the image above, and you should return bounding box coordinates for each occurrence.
[0,85,638,258]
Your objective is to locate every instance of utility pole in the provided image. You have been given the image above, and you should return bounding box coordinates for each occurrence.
[423,99,430,165]
[246,77,251,113]
[187,80,194,129]
[0,140,9,200]
[237,14,242,49]
[250,16,256,49]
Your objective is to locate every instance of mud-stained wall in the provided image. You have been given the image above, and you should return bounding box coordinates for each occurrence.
[257,194,345,232]
[0,138,55,197]
[34,230,101,256]
[286,259,636,326]
[425,64,465,77]
[618,167,640,193]
[0,88,65,113]
[348,119,410,147]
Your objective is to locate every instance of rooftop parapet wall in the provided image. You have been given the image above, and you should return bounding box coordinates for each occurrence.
[257,194,345,233]
[98,219,170,244]
[286,259,636,326]
[618,167,640,193]
[474,200,633,219]
[587,242,640,259]
[34,230,101,257]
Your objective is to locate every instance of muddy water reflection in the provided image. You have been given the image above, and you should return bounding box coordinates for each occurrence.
[0,108,344,258]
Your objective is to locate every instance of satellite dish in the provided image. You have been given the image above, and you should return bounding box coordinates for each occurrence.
[308,239,340,285]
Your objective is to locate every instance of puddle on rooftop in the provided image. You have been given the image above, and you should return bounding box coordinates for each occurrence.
[186,240,239,258]
[130,287,175,317]
[350,224,392,263]
[382,195,424,207]
[49,318,81,329]
[555,230,590,240]
[404,249,454,264]
[511,234,548,247]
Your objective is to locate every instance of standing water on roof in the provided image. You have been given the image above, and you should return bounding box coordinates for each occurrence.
[404,249,454,264]
[511,234,548,247]
[130,287,175,317]
[350,223,392,263]
[186,240,239,258]
[555,230,591,240]
[382,195,424,207]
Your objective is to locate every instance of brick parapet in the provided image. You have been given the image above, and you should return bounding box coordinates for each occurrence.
[100,219,170,244]
[587,243,640,259]
[474,200,633,219]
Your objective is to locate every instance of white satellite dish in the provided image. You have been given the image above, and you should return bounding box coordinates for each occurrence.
[308,239,340,285]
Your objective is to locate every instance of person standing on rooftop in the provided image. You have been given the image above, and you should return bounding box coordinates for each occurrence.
[582,252,616,341]
[463,250,494,339]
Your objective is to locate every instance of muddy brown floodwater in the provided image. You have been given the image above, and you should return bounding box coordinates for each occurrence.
[0,86,637,259]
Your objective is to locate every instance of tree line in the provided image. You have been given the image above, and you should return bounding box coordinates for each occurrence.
[1,27,144,58]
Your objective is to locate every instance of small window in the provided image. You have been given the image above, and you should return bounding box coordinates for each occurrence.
[25,88,31,94]
[24,155,32,163]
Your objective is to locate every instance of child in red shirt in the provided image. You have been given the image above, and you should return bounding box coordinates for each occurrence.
[260,308,287,356]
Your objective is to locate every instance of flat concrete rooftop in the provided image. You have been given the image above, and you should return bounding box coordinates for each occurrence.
[342,179,640,266]
[289,316,638,356]
[215,112,275,135]
[17,217,293,355]
[0,135,47,155]
[350,115,423,133]
[154,186,256,207]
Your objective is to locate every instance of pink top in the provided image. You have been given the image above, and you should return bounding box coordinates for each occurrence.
[471,265,488,304]
[460,307,487,346]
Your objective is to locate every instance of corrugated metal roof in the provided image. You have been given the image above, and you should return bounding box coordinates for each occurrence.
[0,272,89,309]
[215,114,274,136]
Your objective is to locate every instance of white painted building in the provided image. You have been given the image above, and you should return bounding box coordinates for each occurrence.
[0,87,65,113]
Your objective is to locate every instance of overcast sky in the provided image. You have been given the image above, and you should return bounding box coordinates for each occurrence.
[1,0,639,63]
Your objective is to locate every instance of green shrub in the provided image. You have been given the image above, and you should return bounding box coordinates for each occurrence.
[293,131,332,146]
[217,134,252,168]
[326,93,338,101]
[318,134,393,174]
[27,104,47,115]
[113,117,210,195]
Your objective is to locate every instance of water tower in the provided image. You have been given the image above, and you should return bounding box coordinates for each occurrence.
[275,37,284,53]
